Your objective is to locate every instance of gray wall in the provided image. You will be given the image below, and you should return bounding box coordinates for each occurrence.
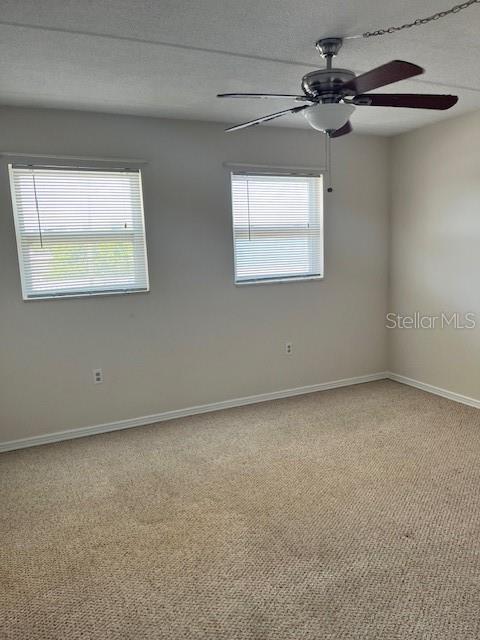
[389,110,480,398]
[0,107,390,442]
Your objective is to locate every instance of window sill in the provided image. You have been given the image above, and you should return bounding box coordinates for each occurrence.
[235,275,324,286]
[23,288,149,301]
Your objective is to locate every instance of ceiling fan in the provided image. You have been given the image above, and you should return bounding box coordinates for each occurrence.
[217,37,458,137]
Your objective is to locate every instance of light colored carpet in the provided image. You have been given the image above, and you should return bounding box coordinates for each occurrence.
[1,380,480,639]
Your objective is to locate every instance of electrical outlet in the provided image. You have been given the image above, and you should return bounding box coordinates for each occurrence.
[93,368,103,384]
[285,342,293,355]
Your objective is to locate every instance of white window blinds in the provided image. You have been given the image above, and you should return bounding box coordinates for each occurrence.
[230,171,323,284]
[9,164,149,300]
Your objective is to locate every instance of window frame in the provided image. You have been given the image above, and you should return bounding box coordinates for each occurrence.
[8,160,150,301]
[228,165,325,286]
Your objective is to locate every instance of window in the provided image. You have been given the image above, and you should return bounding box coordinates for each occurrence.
[9,164,149,300]
[230,171,323,284]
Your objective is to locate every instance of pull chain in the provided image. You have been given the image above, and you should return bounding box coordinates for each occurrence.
[325,134,333,193]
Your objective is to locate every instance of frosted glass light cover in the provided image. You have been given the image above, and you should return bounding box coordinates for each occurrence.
[303,103,355,132]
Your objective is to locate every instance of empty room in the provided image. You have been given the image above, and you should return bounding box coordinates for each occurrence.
[1,1,479,638]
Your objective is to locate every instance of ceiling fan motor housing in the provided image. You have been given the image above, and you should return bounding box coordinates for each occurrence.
[302,69,356,101]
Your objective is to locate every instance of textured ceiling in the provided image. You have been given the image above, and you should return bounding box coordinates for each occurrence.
[0,0,479,135]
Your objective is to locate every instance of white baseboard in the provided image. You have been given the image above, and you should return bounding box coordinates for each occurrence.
[0,372,388,453]
[387,372,480,410]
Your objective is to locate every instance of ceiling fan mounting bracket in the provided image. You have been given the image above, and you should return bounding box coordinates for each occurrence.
[304,38,351,98]
[315,37,343,68]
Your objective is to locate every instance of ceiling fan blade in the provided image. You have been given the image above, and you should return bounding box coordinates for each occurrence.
[341,60,424,95]
[218,93,312,102]
[329,121,352,138]
[225,105,308,132]
[352,93,458,110]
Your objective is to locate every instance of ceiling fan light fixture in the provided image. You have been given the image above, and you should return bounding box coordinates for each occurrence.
[303,103,355,133]
[219,37,458,135]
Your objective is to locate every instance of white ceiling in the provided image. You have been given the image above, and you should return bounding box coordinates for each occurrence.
[0,0,479,135]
